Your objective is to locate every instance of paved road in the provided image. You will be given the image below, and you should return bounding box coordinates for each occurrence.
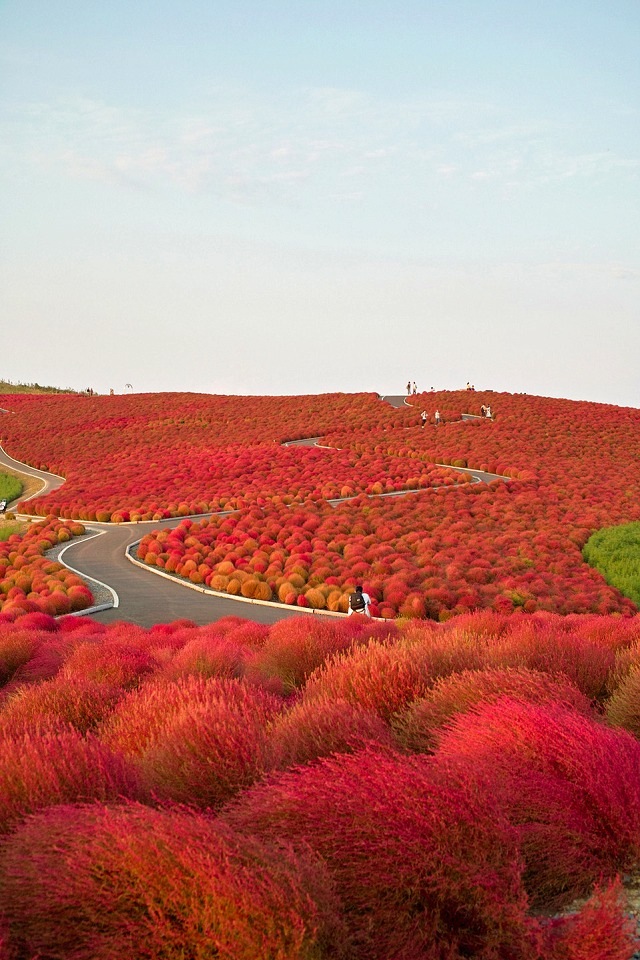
[64,521,310,627]
[0,398,504,627]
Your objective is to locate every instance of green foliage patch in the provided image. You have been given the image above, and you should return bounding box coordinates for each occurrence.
[0,473,22,503]
[0,523,22,542]
[583,522,640,607]
[0,379,76,394]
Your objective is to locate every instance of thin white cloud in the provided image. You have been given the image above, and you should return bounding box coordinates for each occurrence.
[2,87,639,208]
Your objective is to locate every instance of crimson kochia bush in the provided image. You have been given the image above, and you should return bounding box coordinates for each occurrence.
[223,746,541,960]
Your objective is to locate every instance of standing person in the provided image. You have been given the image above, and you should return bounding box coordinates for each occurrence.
[420,410,427,428]
[412,381,417,395]
[435,410,441,426]
[406,380,411,395]
[480,404,487,418]
[486,405,492,419]
[348,584,371,617]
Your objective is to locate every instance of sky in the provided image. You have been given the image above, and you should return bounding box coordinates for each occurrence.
[1,1,639,406]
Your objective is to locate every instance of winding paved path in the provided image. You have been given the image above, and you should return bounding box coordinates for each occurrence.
[0,397,504,627]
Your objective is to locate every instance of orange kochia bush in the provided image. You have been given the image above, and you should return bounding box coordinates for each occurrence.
[0,518,92,622]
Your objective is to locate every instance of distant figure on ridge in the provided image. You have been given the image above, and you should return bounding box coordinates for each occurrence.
[406,380,411,395]
[412,381,417,395]
[348,584,371,617]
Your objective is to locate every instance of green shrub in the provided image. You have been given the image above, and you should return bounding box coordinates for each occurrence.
[0,473,22,503]
[0,524,22,542]
[583,522,640,607]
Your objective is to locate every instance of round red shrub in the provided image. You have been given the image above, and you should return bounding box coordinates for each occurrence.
[0,729,139,834]
[432,698,640,908]
[267,696,395,769]
[100,676,282,808]
[0,803,348,960]
[542,878,640,959]
[487,621,616,700]
[0,676,123,738]
[300,639,434,720]
[223,747,538,960]
[247,617,358,693]
[159,633,246,681]
[392,667,593,753]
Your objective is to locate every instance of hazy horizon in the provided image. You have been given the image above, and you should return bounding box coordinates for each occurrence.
[1,2,638,408]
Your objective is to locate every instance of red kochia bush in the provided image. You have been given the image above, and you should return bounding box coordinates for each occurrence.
[223,747,539,960]
[0,729,138,834]
[99,676,282,808]
[300,639,434,720]
[392,667,593,753]
[247,617,363,693]
[0,803,348,960]
[0,629,41,687]
[59,637,157,688]
[0,676,122,738]
[486,621,616,700]
[267,696,395,770]
[159,633,246,681]
[432,698,640,908]
[543,878,640,959]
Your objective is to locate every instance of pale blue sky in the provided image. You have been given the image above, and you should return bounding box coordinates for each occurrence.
[1,1,638,404]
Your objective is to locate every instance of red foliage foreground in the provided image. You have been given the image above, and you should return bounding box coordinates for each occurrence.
[0,518,92,621]
[0,610,639,957]
[432,698,640,908]
[0,803,347,960]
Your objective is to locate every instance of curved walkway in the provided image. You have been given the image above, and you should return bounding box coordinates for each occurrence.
[0,398,505,627]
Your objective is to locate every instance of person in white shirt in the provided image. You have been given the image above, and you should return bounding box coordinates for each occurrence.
[434,410,441,425]
[347,585,371,617]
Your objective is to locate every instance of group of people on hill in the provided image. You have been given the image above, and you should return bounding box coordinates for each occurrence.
[420,410,441,427]
[406,381,436,395]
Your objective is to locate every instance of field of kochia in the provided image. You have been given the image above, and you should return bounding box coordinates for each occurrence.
[1,388,640,957]
[0,608,639,958]
[2,388,640,620]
